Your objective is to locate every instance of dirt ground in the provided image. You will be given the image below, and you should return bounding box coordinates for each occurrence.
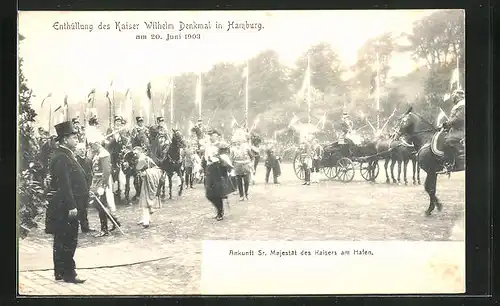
[18,161,465,295]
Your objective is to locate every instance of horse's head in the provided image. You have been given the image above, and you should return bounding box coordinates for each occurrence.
[171,129,186,149]
[394,109,436,144]
[191,126,203,140]
[122,150,139,170]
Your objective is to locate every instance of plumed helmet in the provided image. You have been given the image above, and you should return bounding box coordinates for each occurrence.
[451,89,464,102]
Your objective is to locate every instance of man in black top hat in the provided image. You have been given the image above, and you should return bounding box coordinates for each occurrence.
[45,121,87,283]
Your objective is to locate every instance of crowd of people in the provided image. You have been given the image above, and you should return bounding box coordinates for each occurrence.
[33,88,465,285]
[38,113,288,283]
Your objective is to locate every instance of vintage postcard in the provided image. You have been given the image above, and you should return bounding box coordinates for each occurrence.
[17,9,465,295]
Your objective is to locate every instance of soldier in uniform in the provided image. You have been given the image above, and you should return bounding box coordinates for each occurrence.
[441,89,465,171]
[105,115,128,196]
[88,132,121,237]
[311,138,323,183]
[72,117,85,143]
[155,117,167,135]
[302,141,313,186]
[45,121,87,283]
[153,116,171,148]
[340,112,354,143]
[191,119,206,151]
[131,116,150,154]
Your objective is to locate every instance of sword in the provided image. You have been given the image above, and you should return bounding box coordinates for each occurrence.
[89,190,125,235]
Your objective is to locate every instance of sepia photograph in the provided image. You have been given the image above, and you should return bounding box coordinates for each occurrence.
[17,9,465,295]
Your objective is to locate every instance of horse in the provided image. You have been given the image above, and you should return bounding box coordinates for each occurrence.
[374,130,421,185]
[131,127,150,156]
[350,137,378,182]
[394,109,464,216]
[157,129,186,199]
[121,146,143,204]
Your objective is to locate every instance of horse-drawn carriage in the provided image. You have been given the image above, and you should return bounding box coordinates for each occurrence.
[292,136,380,183]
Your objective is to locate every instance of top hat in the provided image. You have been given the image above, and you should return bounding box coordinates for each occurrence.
[54,121,77,141]
[72,117,80,124]
[136,116,144,123]
[156,117,164,123]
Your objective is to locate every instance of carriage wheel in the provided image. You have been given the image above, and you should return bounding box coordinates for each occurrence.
[322,166,338,180]
[360,160,380,181]
[336,157,355,183]
[293,153,305,180]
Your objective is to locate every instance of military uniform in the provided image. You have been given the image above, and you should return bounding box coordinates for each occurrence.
[443,90,465,169]
[311,140,323,183]
[302,142,313,185]
[90,144,121,236]
[105,115,129,193]
[131,116,150,154]
[340,114,353,142]
[264,148,281,184]
[45,121,87,283]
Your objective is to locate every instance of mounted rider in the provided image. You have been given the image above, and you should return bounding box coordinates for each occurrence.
[191,119,206,153]
[104,115,129,195]
[131,116,150,154]
[441,89,465,171]
[154,116,171,144]
[339,112,354,145]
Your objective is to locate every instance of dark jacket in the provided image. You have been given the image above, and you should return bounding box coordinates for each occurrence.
[265,150,280,169]
[45,146,89,234]
[76,155,93,188]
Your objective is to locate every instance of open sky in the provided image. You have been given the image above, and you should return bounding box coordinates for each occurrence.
[19,10,440,108]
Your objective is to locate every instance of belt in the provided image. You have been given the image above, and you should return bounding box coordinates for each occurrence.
[234,160,251,164]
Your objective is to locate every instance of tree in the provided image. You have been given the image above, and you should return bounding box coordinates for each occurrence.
[291,42,345,95]
[18,34,39,168]
[352,32,399,95]
[18,34,47,238]
[406,10,465,111]
[405,10,464,70]
[247,49,292,113]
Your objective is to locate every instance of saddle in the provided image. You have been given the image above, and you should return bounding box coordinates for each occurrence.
[430,130,446,157]
[400,138,414,148]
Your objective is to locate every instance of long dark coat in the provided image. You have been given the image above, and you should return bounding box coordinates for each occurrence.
[45,146,89,234]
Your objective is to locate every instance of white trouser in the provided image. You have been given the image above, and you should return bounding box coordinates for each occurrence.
[104,176,116,212]
[141,207,151,225]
